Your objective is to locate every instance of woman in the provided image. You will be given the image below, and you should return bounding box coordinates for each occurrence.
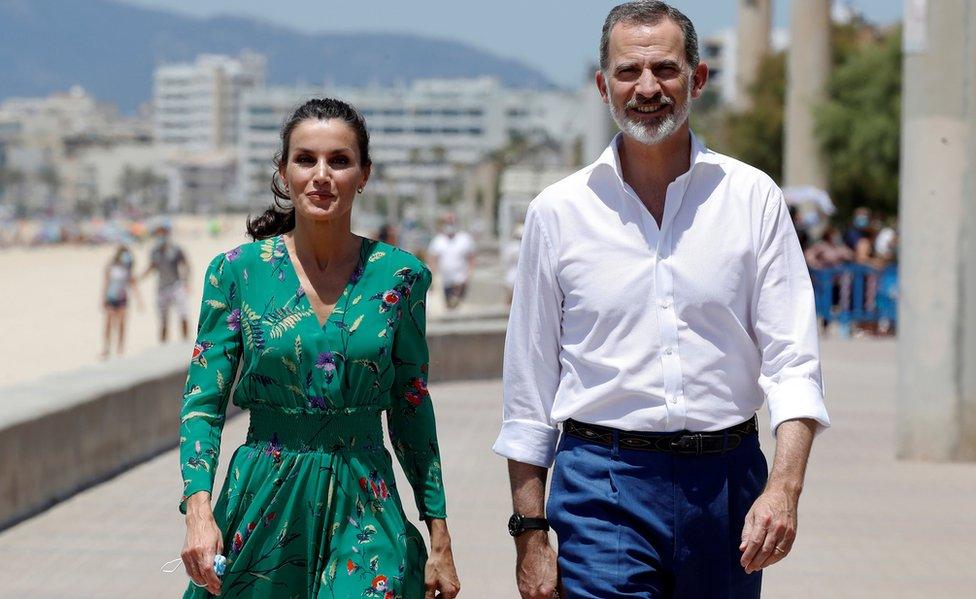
[179,99,461,598]
[101,244,140,358]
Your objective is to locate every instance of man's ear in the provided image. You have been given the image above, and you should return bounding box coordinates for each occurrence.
[595,69,610,104]
[690,62,709,100]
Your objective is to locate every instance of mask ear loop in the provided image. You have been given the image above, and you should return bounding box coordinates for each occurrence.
[160,558,183,573]
[160,557,219,587]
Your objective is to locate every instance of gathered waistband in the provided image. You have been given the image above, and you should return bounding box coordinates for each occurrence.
[245,406,384,453]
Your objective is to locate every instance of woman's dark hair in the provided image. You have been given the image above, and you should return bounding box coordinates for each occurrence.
[108,244,130,267]
[246,98,371,240]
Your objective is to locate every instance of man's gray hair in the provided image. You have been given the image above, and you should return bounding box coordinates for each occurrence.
[599,1,700,72]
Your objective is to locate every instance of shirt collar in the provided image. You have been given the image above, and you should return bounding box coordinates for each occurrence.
[594,130,717,190]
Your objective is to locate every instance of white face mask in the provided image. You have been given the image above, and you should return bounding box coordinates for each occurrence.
[161,555,227,586]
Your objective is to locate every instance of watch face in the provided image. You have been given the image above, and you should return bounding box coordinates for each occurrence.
[508,513,523,536]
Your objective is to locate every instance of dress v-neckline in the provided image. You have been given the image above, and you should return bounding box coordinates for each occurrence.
[280,234,369,330]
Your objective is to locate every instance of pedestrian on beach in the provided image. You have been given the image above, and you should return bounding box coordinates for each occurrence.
[101,244,142,358]
[494,2,830,598]
[426,213,475,310]
[142,221,191,342]
[178,98,460,599]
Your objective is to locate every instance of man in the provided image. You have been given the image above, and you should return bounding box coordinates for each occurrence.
[493,3,830,598]
[141,221,190,342]
[427,212,476,309]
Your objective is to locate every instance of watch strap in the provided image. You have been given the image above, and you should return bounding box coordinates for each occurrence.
[519,517,550,532]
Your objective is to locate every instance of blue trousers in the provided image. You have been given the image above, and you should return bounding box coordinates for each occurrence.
[547,428,768,599]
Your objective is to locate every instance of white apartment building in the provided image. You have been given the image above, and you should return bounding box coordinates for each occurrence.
[0,87,150,214]
[238,78,584,208]
[701,29,738,106]
[153,52,265,150]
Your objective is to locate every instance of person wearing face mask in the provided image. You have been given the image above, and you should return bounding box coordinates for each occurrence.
[176,98,460,599]
[843,207,872,250]
[494,3,829,598]
[101,244,142,358]
[141,221,191,342]
[426,213,476,310]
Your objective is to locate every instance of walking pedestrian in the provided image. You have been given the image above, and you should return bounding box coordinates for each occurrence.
[494,3,830,597]
[178,98,460,598]
[427,214,475,310]
[142,221,191,342]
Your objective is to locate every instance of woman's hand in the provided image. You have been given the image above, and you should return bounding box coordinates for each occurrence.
[181,492,223,596]
[424,518,461,598]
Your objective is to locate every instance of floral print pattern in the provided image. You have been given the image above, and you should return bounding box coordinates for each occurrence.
[179,235,444,598]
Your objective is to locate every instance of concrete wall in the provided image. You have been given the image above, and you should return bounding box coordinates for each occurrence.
[0,321,507,530]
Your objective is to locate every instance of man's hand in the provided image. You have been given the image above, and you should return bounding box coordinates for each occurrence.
[507,460,558,598]
[515,531,558,599]
[739,418,817,574]
[739,485,797,573]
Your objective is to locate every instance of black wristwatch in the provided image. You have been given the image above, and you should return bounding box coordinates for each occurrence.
[508,513,550,537]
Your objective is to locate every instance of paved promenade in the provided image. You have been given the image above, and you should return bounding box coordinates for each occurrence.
[2,338,975,597]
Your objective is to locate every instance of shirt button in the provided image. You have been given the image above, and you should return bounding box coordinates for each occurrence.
[660,299,671,309]
[669,396,678,404]
[665,347,674,356]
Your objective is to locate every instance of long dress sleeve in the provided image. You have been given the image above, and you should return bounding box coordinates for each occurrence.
[386,266,447,520]
[178,252,243,513]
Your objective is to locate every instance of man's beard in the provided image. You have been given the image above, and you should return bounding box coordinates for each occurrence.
[608,87,693,146]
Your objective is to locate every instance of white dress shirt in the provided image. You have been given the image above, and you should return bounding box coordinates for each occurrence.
[493,133,830,468]
[428,231,475,285]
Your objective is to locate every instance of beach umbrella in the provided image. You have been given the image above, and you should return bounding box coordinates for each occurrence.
[782,186,835,215]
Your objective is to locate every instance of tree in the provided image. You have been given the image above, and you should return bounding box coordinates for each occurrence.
[711,51,788,182]
[0,167,28,217]
[708,23,902,219]
[37,165,61,211]
[815,27,901,218]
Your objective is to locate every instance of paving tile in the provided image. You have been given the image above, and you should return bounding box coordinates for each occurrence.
[1,339,973,598]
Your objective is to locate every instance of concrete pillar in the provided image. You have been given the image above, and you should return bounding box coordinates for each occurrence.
[898,0,976,461]
[734,0,772,110]
[783,0,830,189]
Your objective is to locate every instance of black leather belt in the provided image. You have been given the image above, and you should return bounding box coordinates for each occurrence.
[562,416,758,455]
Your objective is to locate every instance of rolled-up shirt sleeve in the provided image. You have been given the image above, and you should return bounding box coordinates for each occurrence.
[752,187,830,435]
[492,205,564,467]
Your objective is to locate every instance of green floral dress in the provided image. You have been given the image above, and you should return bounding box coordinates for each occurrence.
[179,235,446,599]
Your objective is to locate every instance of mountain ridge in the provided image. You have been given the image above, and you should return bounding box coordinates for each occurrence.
[0,0,556,113]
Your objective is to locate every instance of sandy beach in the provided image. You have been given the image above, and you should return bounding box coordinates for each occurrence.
[0,215,500,388]
[0,216,251,388]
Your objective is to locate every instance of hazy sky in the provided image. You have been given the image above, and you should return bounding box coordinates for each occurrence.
[117,0,903,86]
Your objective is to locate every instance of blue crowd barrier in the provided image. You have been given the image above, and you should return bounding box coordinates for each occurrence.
[809,263,898,334]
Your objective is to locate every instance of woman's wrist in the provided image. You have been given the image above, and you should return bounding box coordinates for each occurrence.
[425,518,452,553]
[184,491,213,519]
